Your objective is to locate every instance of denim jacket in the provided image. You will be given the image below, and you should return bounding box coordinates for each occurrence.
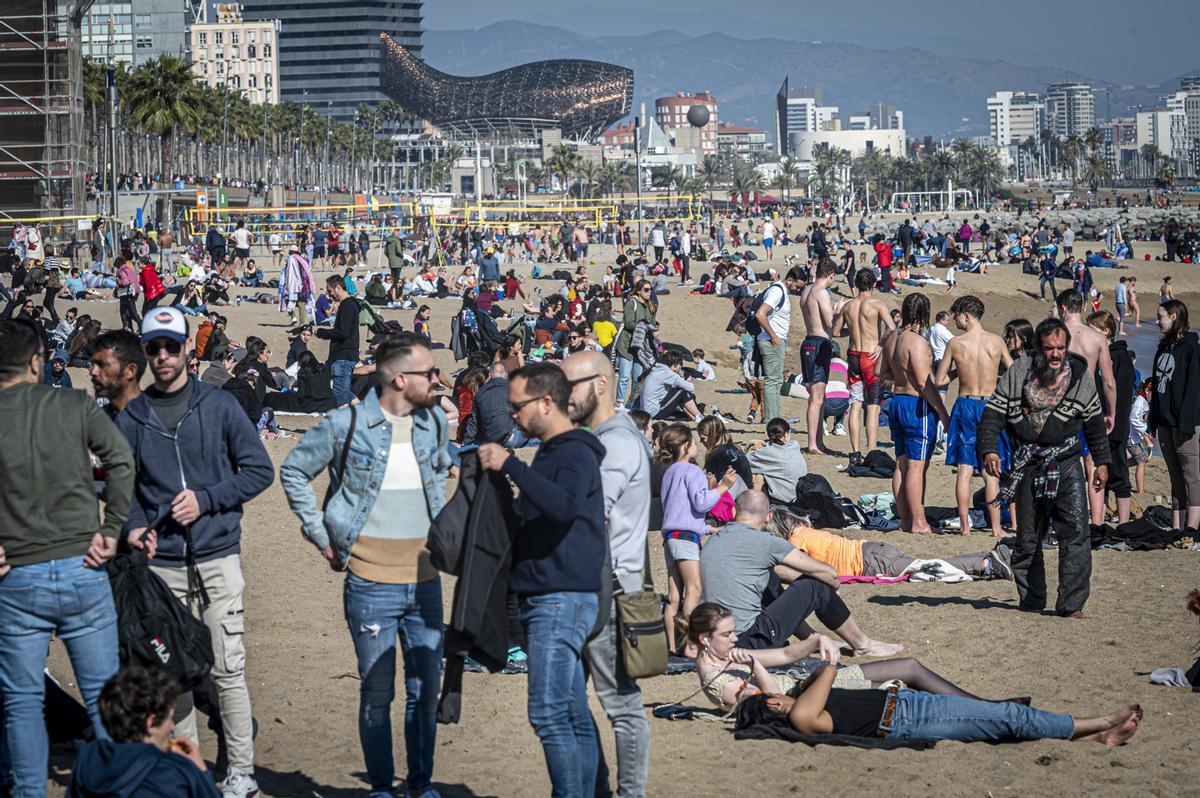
[279,390,451,568]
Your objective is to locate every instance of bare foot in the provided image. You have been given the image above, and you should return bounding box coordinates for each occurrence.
[911,525,933,536]
[991,529,1006,538]
[854,639,905,657]
[960,528,971,536]
[1096,706,1141,747]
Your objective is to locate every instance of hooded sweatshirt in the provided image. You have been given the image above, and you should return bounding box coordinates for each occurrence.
[502,428,607,594]
[1149,331,1200,439]
[746,439,809,503]
[67,739,220,798]
[593,411,651,581]
[115,376,274,567]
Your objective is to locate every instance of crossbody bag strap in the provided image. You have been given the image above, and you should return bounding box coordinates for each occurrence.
[323,405,357,511]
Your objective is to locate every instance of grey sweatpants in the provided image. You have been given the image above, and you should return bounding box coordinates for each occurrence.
[860,541,986,578]
[1158,424,1200,511]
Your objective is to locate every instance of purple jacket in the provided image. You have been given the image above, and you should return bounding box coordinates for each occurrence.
[660,461,721,535]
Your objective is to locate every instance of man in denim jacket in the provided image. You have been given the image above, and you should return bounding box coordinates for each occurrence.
[280,333,451,798]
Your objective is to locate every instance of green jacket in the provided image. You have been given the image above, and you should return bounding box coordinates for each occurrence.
[615,296,655,360]
[0,382,135,566]
[385,235,406,269]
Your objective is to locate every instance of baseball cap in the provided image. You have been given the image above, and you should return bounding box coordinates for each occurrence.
[140,306,188,343]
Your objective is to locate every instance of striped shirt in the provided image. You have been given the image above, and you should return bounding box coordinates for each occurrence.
[347,411,436,584]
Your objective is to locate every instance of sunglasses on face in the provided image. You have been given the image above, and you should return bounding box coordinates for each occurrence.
[144,339,182,357]
[399,366,440,381]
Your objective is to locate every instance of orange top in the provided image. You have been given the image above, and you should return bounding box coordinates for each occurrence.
[787,526,863,577]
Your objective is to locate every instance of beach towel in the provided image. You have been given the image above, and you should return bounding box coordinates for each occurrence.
[840,573,910,585]
[904,559,972,583]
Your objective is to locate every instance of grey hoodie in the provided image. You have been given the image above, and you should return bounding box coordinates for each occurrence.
[593,411,651,588]
[746,439,808,503]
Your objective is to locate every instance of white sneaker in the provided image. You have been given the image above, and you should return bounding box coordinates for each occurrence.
[222,767,260,798]
[830,423,847,436]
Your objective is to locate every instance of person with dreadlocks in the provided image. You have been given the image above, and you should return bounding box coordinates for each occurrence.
[977,317,1109,619]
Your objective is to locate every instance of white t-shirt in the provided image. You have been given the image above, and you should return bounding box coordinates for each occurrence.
[695,359,716,381]
[268,232,282,251]
[762,221,776,241]
[755,281,791,342]
[925,323,954,361]
[232,228,251,249]
[1129,395,1149,442]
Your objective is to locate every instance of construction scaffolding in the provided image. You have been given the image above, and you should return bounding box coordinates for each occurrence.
[0,0,88,221]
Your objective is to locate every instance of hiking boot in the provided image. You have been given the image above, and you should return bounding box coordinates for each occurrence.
[221,767,259,798]
[848,452,864,468]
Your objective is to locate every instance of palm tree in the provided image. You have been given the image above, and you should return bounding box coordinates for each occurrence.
[576,160,602,198]
[1156,161,1176,189]
[123,54,202,181]
[1080,151,1112,193]
[545,143,580,194]
[698,153,723,207]
[807,142,849,200]
[651,165,683,191]
[730,164,762,208]
[776,155,799,205]
[962,144,1004,200]
[1061,135,1082,186]
[1139,144,1161,181]
[949,138,974,181]
[852,148,891,207]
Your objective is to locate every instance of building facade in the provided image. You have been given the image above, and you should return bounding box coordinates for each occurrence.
[789,128,907,161]
[716,123,768,158]
[987,91,1045,147]
[655,92,718,154]
[190,5,279,104]
[83,0,190,65]
[241,0,423,121]
[1045,82,1095,139]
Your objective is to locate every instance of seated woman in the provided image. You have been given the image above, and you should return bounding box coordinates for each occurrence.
[240,260,262,286]
[682,603,1027,713]
[698,415,753,489]
[364,273,389,306]
[171,280,208,316]
[264,351,337,415]
[735,663,1140,746]
[766,506,1011,580]
[746,418,809,503]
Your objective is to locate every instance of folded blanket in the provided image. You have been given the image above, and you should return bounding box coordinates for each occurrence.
[904,559,973,583]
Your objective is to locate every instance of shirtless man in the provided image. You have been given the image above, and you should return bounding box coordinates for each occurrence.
[833,268,894,461]
[1056,289,1117,525]
[798,259,838,453]
[878,293,951,535]
[935,295,1012,536]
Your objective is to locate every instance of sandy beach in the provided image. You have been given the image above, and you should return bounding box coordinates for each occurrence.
[43,223,1200,797]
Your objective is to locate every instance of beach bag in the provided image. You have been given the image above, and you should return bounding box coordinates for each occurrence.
[108,550,213,692]
[616,542,667,679]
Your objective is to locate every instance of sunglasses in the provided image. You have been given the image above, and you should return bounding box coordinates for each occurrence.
[144,339,183,357]
[399,366,440,381]
[507,395,544,414]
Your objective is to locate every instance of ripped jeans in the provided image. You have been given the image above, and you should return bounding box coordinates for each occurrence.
[344,572,443,793]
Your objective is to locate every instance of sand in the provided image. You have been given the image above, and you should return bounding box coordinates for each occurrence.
[41,224,1200,797]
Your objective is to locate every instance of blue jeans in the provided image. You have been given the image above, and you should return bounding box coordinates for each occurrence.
[330,358,355,407]
[1039,276,1056,300]
[344,573,443,793]
[520,592,600,798]
[615,356,643,407]
[885,689,1075,742]
[0,556,119,798]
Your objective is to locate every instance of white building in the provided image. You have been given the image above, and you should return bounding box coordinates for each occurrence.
[189,4,280,104]
[1045,82,1095,139]
[655,92,718,155]
[1137,108,1188,166]
[789,128,907,161]
[987,91,1045,147]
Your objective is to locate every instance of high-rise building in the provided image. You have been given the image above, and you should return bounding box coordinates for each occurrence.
[1182,77,1200,172]
[987,91,1045,147]
[190,4,279,104]
[83,0,190,65]
[241,0,423,121]
[1045,82,1095,139]
[866,102,904,131]
[655,92,718,154]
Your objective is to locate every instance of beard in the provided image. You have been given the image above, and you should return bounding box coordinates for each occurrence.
[1033,353,1067,382]
[568,385,599,424]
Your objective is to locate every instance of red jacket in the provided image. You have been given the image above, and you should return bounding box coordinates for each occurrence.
[139,263,165,301]
[874,240,893,268]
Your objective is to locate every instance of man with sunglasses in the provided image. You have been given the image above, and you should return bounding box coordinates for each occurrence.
[115,306,273,798]
[280,333,450,798]
[478,363,607,798]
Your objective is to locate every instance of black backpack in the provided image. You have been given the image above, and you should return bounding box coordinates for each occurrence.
[743,284,779,337]
[108,551,214,692]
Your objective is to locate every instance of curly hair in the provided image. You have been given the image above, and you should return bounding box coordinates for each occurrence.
[98,665,180,743]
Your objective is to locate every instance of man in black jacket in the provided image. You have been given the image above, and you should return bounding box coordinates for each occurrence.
[979,318,1109,618]
[478,362,606,798]
[316,275,359,407]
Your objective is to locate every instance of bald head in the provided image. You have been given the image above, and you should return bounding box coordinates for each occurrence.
[562,350,613,393]
[734,489,770,527]
[562,350,614,426]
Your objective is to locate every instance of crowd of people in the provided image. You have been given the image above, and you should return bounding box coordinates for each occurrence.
[4,196,1200,798]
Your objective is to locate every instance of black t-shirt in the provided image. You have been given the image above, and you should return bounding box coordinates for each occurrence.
[704,442,752,487]
[825,688,888,737]
[145,378,194,433]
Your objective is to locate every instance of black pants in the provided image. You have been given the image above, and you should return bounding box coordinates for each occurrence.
[653,387,695,420]
[119,294,140,330]
[654,245,664,262]
[738,578,852,650]
[141,293,163,316]
[680,255,690,281]
[1106,437,1132,499]
[41,290,58,323]
[1012,456,1091,615]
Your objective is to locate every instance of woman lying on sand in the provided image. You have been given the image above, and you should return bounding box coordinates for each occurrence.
[735,663,1141,746]
[681,603,1028,712]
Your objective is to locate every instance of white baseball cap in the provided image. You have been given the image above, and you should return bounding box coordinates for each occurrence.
[140,306,188,343]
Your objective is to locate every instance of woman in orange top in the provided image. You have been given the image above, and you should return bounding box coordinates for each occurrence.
[766,507,1006,580]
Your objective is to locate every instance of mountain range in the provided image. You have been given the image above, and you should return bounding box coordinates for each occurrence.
[422,22,1198,141]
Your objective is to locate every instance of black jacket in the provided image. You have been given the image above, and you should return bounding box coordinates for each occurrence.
[432,454,519,723]
[316,297,359,363]
[1107,340,1136,443]
[501,428,607,594]
[464,377,513,445]
[1149,332,1200,438]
